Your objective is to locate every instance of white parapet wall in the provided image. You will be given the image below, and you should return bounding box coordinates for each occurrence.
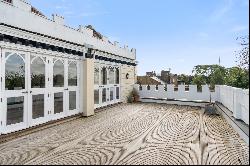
[216,85,249,125]
[0,0,136,60]
[134,84,216,102]
[134,84,249,125]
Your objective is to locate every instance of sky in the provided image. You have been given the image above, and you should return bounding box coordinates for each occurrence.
[29,0,249,75]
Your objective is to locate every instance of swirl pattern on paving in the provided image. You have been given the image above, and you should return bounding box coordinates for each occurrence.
[0,103,248,165]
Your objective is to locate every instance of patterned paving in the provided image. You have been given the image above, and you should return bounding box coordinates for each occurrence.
[0,103,249,165]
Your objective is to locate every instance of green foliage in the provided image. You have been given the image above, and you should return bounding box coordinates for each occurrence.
[132,88,139,97]
[191,64,249,89]
[192,75,206,91]
[127,88,140,103]
[127,93,134,103]
[5,72,25,90]
[178,74,192,85]
[225,67,249,89]
[192,65,226,89]
[210,67,226,89]
[31,74,45,88]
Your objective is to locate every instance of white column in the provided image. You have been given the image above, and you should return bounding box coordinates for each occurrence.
[80,57,94,117]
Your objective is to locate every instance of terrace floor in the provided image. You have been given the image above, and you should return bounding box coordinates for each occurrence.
[0,103,249,165]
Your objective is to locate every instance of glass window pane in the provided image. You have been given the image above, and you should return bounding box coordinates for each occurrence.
[53,60,64,87]
[7,97,24,125]
[69,91,76,110]
[110,87,114,101]
[31,57,45,88]
[101,68,107,85]
[116,87,120,99]
[54,92,63,114]
[94,90,99,104]
[109,68,115,84]
[102,88,106,103]
[5,52,11,58]
[32,94,44,119]
[116,68,120,84]
[68,63,77,86]
[5,54,25,90]
[94,67,99,85]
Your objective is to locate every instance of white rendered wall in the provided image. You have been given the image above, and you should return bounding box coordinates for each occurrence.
[0,0,136,59]
[216,85,249,125]
[134,84,249,125]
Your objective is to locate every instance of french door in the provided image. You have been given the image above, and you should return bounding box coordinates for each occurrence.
[1,50,29,133]
[0,47,3,134]
[100,65,109,107]
[49,58,80,120]
[29,54,49,127]
[94,63,120,109]
[0,49,80,134]
[94,65,101,108]
[114,67,121,103]
[51,58,66,120]
[67,61,80,116]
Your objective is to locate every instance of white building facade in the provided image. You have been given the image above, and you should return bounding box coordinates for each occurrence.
[0,0,137,135]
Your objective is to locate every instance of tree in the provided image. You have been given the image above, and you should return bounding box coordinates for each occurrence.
[178,74,192,85]
[225,67,249,89]
[192,65,227,89]
[192,75,206,91]
[210,67,226,89]
[236,36,249,71]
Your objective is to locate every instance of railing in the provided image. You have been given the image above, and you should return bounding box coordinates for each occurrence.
[134,84,249,125]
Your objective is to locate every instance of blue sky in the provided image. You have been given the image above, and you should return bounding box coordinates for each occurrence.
[29,0,249,75]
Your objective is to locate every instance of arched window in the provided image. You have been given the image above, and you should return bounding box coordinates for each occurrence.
[31,57,45,88]
[94,67,99,85]
[68,63,77,86]
[109,68,115,84]
[115,68,120,84]
[53,60,64,87]
[147,85,150,90]
[5,53,25,90]
[101,67,107,85]
[156,85,159,90]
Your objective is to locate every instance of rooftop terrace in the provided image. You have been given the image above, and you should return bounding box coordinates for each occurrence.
[0,103,248,165]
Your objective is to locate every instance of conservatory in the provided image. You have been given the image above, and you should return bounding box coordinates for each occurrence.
[0,0,137,135]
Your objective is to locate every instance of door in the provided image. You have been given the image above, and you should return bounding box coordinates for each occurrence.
[94,64,101,109]
[0,48,81,134]
[51,58,66,120]
[108,67,115,105]
[114,67,121,103]
[94,63,120,109]
[0,47,3,134]
[100,66,108,107]
[2,50,29,134]
[67,61,80,116]
[29,55,48,127]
